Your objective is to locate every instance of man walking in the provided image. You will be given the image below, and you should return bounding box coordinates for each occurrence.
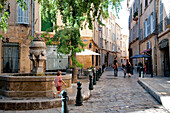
[113,57,118,76]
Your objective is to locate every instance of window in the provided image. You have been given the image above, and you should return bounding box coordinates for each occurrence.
[17,0,29,24]
[147,15,151,35]
[41,16,53,32]
[95,50,98,66]
[144,19,147,38]
[114,34,116,40]
[150,14,154,33]
[120,41,122,47]
[145,0,148,8]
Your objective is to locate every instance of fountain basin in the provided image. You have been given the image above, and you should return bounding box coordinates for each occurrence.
[0,73,72,98]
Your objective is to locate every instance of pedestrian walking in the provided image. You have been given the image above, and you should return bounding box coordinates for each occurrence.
[113,57,118,76]
[54,71,67,98]
[122,63,126,78]
[125,59,131,78]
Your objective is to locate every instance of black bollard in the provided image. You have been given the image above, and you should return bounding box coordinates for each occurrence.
[139,67,141,77]
[151,65,153,78]
[96,70,99,81]
[75,82,83,106]
[61,90,69,113]
[99,68,102,77]
[89,74,93,90]
[93,68,96,85]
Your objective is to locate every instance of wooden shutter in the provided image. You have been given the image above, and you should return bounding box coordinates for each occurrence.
[147,15,151,35]
[160,0,163,22]
[144,20,147,38]
[159,0,163,33]
[147,16,150,36]
[153,10,156,31]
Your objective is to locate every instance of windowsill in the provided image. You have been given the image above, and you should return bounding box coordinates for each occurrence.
[35,31,55,35]
[158,28,170,38]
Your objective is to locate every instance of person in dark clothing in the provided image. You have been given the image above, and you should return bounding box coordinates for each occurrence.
[113,57,118,76]
[125,59,131,77]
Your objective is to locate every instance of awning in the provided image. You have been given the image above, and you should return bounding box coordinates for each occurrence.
[141,48,151,54]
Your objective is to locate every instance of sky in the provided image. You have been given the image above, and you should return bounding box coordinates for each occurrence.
[115,0,130,36]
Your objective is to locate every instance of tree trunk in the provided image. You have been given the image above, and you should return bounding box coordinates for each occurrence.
[72,52,77,83]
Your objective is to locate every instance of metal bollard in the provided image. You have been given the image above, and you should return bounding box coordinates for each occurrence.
[151,65,153,78]
[89,74,93,90]
[139,68,141,77]
[93,68,96,85]
[61,90,69,113]
[96,70,99,81]
[75,82,83,106]
[99,68,102,77]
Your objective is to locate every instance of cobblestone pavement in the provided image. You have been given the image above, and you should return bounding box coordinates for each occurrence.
[0,67,169,113]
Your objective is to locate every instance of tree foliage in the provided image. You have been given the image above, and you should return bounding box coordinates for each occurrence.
[0,0,123,82]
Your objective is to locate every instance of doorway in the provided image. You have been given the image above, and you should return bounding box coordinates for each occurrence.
[3,43,20,73]
[164,47,169,77]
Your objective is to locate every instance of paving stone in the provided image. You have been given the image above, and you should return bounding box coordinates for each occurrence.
[1,67,169,113]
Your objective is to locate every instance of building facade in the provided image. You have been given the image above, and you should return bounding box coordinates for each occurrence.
[157,0,170,77]
[120,34,129,65]
[129,0,170,76]
[0,0,33,73]
[99,13,117,67]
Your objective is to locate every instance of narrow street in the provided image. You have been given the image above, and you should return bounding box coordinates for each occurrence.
[1,68,169,113]
[62,67,169,113]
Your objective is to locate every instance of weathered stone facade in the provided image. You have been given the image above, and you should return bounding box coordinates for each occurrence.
[129,0,170,76]
[0,0,33,73]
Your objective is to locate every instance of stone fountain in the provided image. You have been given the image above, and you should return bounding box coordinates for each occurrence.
[0,34,72,110]
[29,34,47,74]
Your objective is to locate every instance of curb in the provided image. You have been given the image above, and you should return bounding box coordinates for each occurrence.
[138,79,170,112]
[0,83,91,110]
[138,79,162,104]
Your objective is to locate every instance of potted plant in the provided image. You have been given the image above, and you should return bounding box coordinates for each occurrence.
[66,66,74,73]
[133,11,138,21]
[83,67,93,76]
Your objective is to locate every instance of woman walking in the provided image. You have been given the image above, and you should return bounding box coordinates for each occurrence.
[125,59,131,78]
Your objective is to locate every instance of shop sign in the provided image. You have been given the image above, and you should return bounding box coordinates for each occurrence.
[159,39,169,49]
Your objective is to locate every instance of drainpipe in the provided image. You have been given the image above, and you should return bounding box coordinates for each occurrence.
[154,0,158,76]
[138,0,140,57]
[32,0,35,37]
